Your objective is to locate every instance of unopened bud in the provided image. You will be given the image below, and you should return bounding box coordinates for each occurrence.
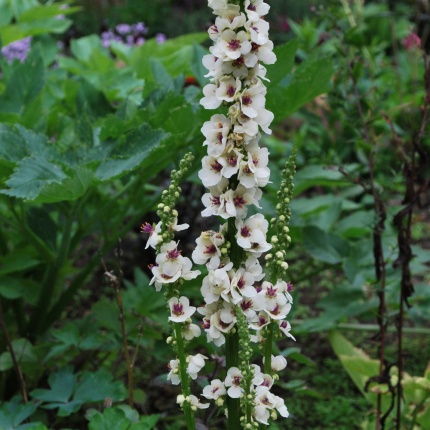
[281,262,289,270]
[279,215,286,222]
[163,206,170,213]
[276,251,283,259]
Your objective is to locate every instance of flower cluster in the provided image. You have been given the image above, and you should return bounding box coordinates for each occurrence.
[101,22,166,49]
[192,0,294,426]
[1,37,32,63]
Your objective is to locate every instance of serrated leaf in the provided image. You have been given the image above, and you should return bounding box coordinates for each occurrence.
[88,408,130,430]
[95,124,167,181]
[302,225,349,264]
[34,167,93,204]
[1,156,67,200]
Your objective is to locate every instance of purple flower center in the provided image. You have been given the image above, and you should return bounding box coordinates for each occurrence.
[167,248,181,259]
[172,303,184,316]
[210,160,223,172]
[228,39,241,51]
[204,244,217,255]
[226,84,236,97]
[234,196,247,208]
[140,222,154,234]
[242,95,252,106]
[240,226,251,237]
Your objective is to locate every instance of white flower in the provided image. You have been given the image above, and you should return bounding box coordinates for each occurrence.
[167,359,180,385]
[222,184,262,219]
[141,222,161,249]
[215,5,246,32]
[216,76,243,106]
[183,322,201,340]
[189,395,210,410]
[212,30,252,60]
[192,229,225,269]
[224,367,244,398]
[201,177,229,218]
[250,39,276,65]
[199,155,225,187]
[208,0,228,13]
[229,267,257,304]
[278,319,296,341]
[201,268,231,304]
[202,379,226,400]
[248,310,271,331]
[202,114,232,157]
[168,296,196,323]
[270,355,287,372]
[200,83,222,109]
[245,18,270,45]
[245,0,270,20]
[235,213,271,254]
[187,353,208,379]
[238,82,267,119]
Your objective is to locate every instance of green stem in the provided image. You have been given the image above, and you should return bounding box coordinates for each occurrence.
[263,322,274,374]
[174,323,195,430]
[27,206,75,338]
[226,330,241,430]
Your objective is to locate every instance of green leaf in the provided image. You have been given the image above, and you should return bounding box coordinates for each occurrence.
[328,331,382,406]
[73,370,126,404]
[0,250,39,276]
[0,277,29,299]
[302,225,349,264]
[268,39,299,86]
[94,124,167,181]
[0,397,39,429]
[0,338,37,371]
[31,367,76,404]
[88,408,130,430]
[267,57,334,121]
[1,156,67,200]
[0,48,45,114]
[34,167,94,204]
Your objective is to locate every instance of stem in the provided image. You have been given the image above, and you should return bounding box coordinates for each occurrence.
[263,322,274,374]
[174,323,195,430]
[226,330,240,430]
[0,302,28,403]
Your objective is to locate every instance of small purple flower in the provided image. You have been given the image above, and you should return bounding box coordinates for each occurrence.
[134,22,147,35]
[156,33,167,44]
[1,37,32,63]
[116,23,132,35]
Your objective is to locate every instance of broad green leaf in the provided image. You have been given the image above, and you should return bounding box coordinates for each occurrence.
[267,57,334,121]
[328,331,391,411]
[18,4,80,22]
[1,156,67,200]
[0,397,38,429]
[30,367,76,404]
[0,276,29,299]
[94,124,167,181]
[302,225,349,264]
[88,408,130,430]
[34,167,94,204]
[0,48,45,114]
[0,0,13,26]
[0,338,37,371]
[294,165,352,195]
[0,251,39,276]
[267,39,299,86]
[10,0,38,18]
[73,370,126,403]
